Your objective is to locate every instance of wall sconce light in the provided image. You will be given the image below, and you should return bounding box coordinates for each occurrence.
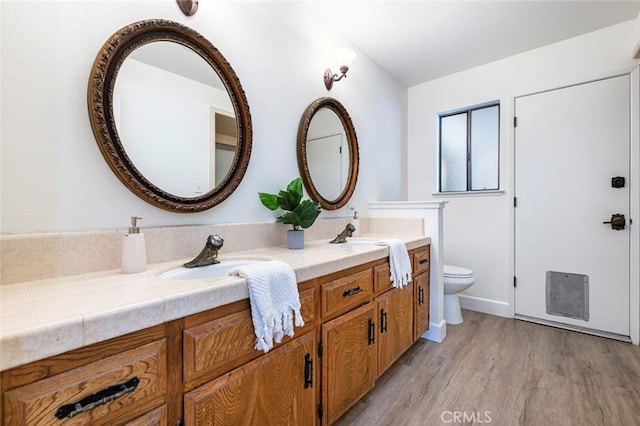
[324,48,356,90]
[177,0,198,16]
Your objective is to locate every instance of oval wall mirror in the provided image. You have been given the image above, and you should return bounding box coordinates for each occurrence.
[297,97,359,210]
[88,19,252,213]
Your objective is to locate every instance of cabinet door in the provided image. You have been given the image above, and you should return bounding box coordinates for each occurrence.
[414,272,430,341]
[321,303,376,425]
[377,283,414,377]
[184,332,315,425]
[127,405,167,426]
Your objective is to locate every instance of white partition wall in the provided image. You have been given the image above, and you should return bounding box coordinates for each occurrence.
[368,201,448,343]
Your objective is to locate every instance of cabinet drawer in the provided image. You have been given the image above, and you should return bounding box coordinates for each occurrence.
[413,247,430,275]
[373,263,392,294]
[321,269,372,318]
[183,286,316,383]
[4,340,167,425]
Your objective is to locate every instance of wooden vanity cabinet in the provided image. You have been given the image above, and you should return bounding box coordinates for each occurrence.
[1,243,430,426]
[182,280,317,425]
[1,324,171,426]
[182,284,316,387]
[184,331,316,425]
[412,247,431,341]
[319,247,430,425]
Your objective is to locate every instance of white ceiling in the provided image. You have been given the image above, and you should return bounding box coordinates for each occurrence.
[305,1,640,86]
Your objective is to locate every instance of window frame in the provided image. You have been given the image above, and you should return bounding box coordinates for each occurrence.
[438,102,500,193]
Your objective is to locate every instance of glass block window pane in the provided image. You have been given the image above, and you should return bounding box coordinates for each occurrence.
[440,113,467,192]
[470,105,499,190]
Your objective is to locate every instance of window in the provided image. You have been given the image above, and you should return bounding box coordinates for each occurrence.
[439,103,500,192]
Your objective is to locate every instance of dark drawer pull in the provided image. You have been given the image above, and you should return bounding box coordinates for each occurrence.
[55,376,139,419]
[304,353,313,389]
[368,318,375,345]
[380,309,388,333]
[419,259,429,265]
[343,286,362,297]
[418,286,424,305]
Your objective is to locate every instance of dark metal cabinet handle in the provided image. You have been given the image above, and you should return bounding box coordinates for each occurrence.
[380,309,387,333]
[419,259,429,265]
[418,286,424,305]
[55,377,139,419]
[304,353,313,388]
[368,318,375,345]
[343,286,362,297]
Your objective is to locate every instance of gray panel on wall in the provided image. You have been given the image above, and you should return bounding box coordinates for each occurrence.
[546,271,589,321]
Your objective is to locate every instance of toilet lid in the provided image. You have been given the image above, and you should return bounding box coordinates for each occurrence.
[444,264,473,278]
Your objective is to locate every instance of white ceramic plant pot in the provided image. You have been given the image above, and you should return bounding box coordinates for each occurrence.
[287,229,304,249]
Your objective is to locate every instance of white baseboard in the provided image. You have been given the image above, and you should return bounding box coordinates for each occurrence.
[420,319,447,343]
[458,294,511,318]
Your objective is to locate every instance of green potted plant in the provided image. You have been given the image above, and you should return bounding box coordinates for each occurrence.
[259,177,321,249]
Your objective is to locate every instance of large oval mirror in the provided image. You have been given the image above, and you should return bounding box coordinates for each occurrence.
[88,20,252,212]
[297,97,359,210]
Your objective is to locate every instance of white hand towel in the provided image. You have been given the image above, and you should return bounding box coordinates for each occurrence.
[379,239,412,288]
[228,260,304,353]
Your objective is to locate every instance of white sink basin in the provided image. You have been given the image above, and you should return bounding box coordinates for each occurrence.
[337,239,382,247]
[160,259,265,280]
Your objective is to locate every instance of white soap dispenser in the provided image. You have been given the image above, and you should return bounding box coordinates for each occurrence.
[121,216,147,274]
[351,210,360,237]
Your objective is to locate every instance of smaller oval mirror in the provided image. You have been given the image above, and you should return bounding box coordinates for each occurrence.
[297,97,359,210]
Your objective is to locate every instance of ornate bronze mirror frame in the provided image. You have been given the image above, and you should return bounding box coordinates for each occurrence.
[88,19,252,212]
[297,97,359,210]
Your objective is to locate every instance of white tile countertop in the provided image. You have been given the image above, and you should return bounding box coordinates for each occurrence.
[0,235,429,372]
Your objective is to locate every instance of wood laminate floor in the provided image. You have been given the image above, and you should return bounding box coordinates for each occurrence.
[335,310,640,426]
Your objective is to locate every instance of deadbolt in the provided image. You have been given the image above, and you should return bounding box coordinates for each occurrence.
[603,213,625,230]
[611,176,625,188]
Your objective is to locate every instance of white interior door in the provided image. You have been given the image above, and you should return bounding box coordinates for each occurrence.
[514,75,631,337]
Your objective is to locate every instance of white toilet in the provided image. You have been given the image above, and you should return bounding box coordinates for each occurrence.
[443,265,475,325]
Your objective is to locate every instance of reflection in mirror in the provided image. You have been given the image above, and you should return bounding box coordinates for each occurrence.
[306,108,350,201]
[114,42,237,197]
[297,97,358,210]
[88,19,252,213]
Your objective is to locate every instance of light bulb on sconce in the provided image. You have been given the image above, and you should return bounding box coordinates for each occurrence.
[324,48,356,90]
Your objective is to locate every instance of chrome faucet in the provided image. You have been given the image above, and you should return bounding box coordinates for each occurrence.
[330,223,356,244]
[184,234,224,268]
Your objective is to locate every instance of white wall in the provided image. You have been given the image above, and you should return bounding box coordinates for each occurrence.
[408,20,639,317]
[0,0,406,234]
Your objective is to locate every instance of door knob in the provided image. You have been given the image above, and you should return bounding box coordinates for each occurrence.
[603,213,625,230]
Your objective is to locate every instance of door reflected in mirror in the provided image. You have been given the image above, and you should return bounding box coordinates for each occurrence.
[114,41,237,198]
[305,108,350,201]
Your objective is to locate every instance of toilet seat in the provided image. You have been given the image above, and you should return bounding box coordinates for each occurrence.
[444,265,473,278]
